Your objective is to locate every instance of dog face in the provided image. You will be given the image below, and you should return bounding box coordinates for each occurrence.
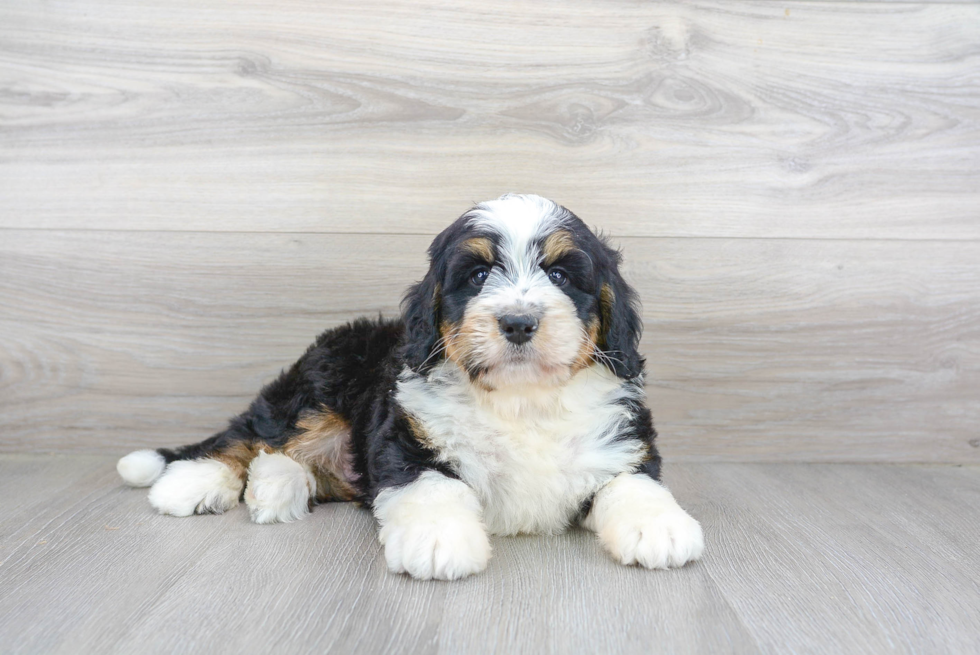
[401,194,643,388]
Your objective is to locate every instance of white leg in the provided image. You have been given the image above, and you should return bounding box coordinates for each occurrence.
[244,451,316,524]
[584,472,704,569]
[147,459,243,516]
[373,471,491,581]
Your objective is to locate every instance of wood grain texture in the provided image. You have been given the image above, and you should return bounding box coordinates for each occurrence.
[2,230,978,462]
[1,456,978,654]
[690,463,980,654]
[1,0,978,238]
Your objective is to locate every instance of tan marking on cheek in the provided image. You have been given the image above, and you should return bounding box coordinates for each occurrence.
[286,408,357,502]
[443,311,497,364]
[441,319,464,365]
[462,237,495,263]
[444,311,500,390]
[541,230,577,266]
[572,316,601,373]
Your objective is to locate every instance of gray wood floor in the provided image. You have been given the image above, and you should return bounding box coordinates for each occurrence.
[2,455,978,654]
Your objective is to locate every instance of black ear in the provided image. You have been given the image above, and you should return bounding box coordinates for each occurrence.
[399,215,474,373]
[400,223,460,373]
[399,270,441,373]
[597,245,644,380]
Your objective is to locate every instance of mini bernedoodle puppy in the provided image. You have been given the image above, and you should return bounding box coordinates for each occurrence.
[118,194,704,580]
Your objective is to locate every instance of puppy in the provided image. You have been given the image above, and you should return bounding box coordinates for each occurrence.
[117,194,704,580]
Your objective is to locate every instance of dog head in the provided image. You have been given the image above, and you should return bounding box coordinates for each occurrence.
[401,194,643,388]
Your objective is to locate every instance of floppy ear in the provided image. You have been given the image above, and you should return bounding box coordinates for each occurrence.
[399,269,441,373]
[399,215,474,373]
[596,245,644,380]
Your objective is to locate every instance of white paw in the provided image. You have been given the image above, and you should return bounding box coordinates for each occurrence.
[379,515,491,581]
[147,459,243,516]
[599,508,704,569]
[374,471,491,581]
[586,472,704,570]
[244,451,316,524]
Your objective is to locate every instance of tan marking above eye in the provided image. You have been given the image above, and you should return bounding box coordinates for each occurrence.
[541,230,577,266]
[462,237,495,263]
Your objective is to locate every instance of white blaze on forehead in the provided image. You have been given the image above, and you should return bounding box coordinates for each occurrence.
[466,194,569,282]
[457,194,585,384]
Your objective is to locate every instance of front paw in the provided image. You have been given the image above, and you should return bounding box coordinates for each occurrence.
[373,471,491,581]
[599,508,704,569]
[379,517,491,581]
[586,472,705,569]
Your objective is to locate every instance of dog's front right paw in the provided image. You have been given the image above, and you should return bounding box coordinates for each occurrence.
[373,471,491,580]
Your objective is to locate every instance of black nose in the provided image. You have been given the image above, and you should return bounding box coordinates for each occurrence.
[498,314,539,345]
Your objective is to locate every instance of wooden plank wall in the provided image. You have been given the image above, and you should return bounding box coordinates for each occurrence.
[1,0,978,462]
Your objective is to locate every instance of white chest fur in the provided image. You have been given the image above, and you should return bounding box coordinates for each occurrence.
[396,362,646,535]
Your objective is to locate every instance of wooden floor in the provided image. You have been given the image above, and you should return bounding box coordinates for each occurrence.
[2,455,978,654]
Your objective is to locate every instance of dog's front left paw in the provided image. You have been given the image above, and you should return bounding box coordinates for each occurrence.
[373,471,491,581]
[379,516,491,581]
[598,507,704,569]
[586,472,704,570]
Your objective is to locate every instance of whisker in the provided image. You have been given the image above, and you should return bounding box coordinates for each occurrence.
[417,331,457,369]
[578,326,625,369]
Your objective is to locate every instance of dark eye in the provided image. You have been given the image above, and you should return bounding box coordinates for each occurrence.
[470,267,490,287]
[548,268,567,286]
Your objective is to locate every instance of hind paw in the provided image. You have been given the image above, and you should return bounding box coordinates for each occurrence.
[244,451,316,524]
[147,459,243,516]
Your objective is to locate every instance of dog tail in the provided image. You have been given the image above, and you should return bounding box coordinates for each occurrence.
[116,449,168,487]
[116,430,240,488]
